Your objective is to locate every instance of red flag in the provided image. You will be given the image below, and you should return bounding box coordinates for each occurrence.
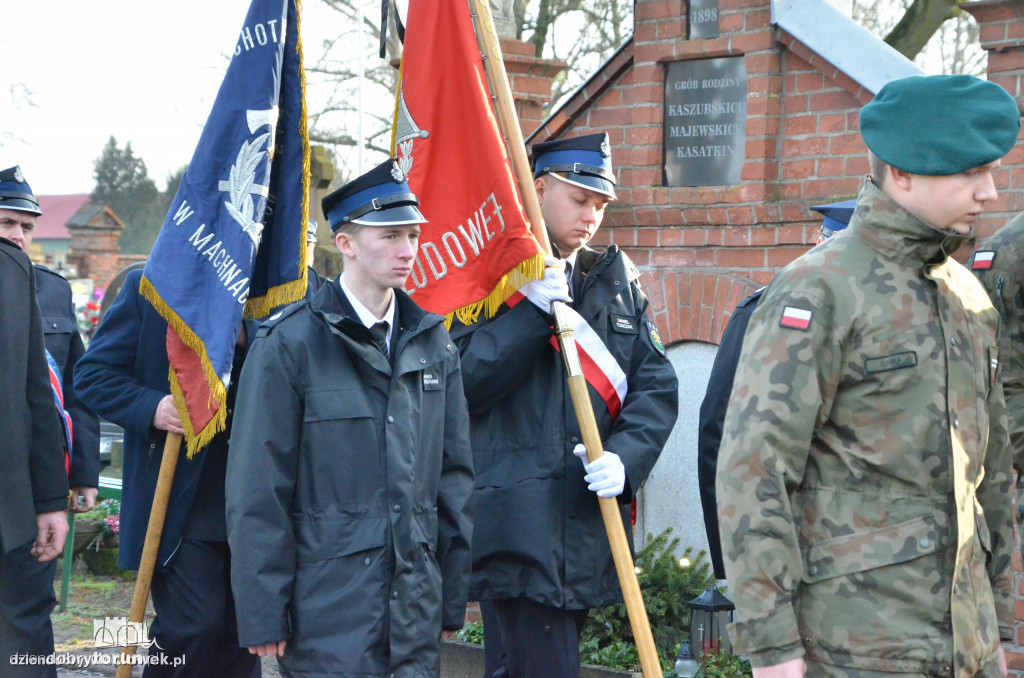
[393,0,543,321]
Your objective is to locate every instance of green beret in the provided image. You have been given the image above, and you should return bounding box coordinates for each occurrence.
[860,74,1020,176]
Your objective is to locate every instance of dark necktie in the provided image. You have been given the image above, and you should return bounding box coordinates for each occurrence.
[565,261,574,301]
[370,321,389,357]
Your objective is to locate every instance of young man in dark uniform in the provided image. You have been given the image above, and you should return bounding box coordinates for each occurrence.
[452,133,679,678]
[226,159,474,677]
[0,166,100,513]
[304,219,330,298]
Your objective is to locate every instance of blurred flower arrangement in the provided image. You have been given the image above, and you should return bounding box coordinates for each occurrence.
[80,498,120,549]
[76,288,104,342]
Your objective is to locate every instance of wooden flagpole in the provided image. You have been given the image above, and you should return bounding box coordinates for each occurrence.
[115,432,181,678]
[464,2,663,675]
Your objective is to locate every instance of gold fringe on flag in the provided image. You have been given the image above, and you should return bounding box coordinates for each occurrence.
[446,252,545,329]
[245,0,311,320]
[139,275,228,459]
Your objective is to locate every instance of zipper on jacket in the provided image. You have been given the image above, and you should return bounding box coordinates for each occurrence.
[995,276,1006,338]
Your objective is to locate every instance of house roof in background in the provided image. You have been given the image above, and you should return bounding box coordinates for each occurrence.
[35,194,91,240]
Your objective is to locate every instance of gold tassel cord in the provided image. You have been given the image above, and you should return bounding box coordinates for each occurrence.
[390,61,405,156]
[139,275,229,459]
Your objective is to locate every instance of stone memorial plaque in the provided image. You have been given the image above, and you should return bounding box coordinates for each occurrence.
[663,57,747,187]
[687,0,720,40]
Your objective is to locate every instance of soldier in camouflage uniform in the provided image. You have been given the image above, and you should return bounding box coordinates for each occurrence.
[969,216,1024,538]
[717,74,1020,678]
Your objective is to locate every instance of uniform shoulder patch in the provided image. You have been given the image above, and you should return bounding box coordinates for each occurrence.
[645,318,666,356]
[779,305,812,331]
[737,287,766,310]
[255,302,304,337]
[972,250,996,270]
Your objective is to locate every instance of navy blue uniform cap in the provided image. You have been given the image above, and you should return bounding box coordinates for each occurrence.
[322,159,427,231]
[810,199,856,237]
[860,75,1020,175]
[531,133,617,200]
[0,166,42,216]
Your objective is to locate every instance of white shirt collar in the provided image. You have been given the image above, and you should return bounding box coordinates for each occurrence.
[339,275,396,346]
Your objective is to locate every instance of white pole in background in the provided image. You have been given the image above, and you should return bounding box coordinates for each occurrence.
[357,0,365,174]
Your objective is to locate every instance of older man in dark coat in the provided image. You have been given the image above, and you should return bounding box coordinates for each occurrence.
[0,166,100,513]
[0,232,69,675]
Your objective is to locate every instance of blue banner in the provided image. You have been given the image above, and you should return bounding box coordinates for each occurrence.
[140,0,309,456]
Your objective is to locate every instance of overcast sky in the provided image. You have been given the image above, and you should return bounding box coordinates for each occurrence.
[2,0,344,195]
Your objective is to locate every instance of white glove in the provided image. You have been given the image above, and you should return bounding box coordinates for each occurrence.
[573,444,626,498]
[520,255,571,312]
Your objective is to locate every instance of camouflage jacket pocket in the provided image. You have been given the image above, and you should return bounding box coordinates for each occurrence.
[803,515,937,584]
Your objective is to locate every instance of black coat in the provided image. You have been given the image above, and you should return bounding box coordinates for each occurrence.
[35,265,100,489]
[696,287,762,579]
[452,245,678,610]
[226,280,474,677]
[0,237,68,551]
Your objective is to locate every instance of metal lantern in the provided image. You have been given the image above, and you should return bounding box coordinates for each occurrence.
[687,585,735,660]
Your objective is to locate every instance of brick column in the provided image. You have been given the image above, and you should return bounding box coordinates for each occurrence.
[499,38,566,137]
[67,209,124,290]
[961,4,1024,673]
[963,0,1024,239]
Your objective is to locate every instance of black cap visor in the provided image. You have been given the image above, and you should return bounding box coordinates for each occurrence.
[548,171,617,201]
[0,195,42,216]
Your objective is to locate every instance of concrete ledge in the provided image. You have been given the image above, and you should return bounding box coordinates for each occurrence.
[441,639,641,678]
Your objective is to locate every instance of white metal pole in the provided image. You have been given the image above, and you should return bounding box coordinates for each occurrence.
[357,0,365,174]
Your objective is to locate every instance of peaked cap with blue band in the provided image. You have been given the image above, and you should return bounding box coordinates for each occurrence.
[531,133,617,200]
[322,159,427,231]
[0,165,42,216]
[810,199,856,237]
[860,74,1020,176]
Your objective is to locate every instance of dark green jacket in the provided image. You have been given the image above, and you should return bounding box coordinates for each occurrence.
[719,182,1013,675]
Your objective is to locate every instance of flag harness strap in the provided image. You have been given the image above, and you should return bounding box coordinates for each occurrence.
[538,162,615,183]
[342,192,420,224]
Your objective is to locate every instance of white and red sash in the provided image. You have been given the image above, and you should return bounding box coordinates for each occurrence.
[508,293,628,420]
[45,349,73,475]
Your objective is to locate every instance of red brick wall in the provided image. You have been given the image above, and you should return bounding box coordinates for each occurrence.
[501,38,567,136]
[529,0,887,345]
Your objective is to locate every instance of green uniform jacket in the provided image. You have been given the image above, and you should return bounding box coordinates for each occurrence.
[717,181,1014,676]
[969,213,1024,478]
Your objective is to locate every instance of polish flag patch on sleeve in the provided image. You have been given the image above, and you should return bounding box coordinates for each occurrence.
[779,306,813,330]
[972,251,995,270]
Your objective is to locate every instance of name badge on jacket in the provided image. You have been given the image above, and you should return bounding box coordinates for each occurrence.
[422,369,443,391]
